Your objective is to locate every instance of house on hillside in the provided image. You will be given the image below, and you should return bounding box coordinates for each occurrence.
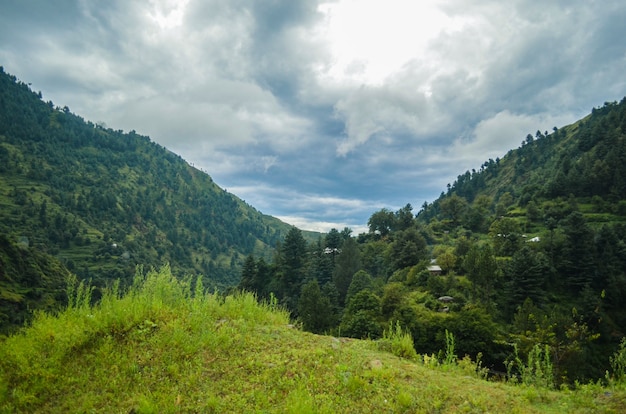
[427,264,442,276]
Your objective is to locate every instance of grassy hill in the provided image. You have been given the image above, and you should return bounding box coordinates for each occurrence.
[0,67,320,332]
[2,266,626,413]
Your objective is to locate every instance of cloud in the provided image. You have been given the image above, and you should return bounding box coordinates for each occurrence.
[1,0,626,232]
[334,84,433,156]
[458,110,577,160]
[228,183,380,233]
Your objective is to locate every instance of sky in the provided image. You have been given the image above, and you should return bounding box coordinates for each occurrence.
[1,0,626,233]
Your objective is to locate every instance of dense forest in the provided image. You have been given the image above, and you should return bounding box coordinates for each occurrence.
[0,68,318,333]
[238,98,626,385]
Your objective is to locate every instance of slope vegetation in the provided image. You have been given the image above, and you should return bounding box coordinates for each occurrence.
[0,234,68,334]
[0,67,318,331]
[2,266,625,413]
[235,98,626,386]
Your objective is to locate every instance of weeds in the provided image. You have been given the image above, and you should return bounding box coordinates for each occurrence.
[1,266,625,412]
[609,337,626,387]
[507,343,554,389]
[444,329,457,366]
[378,321,418,360]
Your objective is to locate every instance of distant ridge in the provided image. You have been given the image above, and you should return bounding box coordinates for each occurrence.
[0,67,319,331]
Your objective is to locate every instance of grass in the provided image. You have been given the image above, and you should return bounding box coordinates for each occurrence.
[2,266,626,413]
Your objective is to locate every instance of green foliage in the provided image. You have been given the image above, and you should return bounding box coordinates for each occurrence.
[278,227,309,301]
[0,265,291,412]
[297,279,336,334]
[340,290,382,339]
[463,244,498,305]
[333,237,361,305]
[388,228,428,271]
[0,68,321,333]
[507,344,555,389]
[1,261,625,411]
[345,270,373,304]
[504,246,549,315]
[379,321,418,360]
[444,329,457,366]
[439,194,468,226]
[610,338,626,386]
[0,234,69,333]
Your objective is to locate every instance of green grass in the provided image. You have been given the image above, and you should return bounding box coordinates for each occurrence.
[1,266,626,413]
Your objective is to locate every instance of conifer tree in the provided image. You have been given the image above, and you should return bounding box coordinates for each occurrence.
[333,237,361,305]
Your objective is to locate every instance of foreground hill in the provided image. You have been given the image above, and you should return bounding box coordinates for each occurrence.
[0,67,319,330]
[2,266,625,413]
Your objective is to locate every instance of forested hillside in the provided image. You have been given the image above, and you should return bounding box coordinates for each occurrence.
[0,67,318,333]
[239,98,626,385]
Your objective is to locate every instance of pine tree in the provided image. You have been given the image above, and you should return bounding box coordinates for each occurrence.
[297,279,335,334]
[277,227,308,308]
[505,246,549,318]
[333,237,361,305]
[560,212,595,293]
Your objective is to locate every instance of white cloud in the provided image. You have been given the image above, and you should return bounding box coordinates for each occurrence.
[460,110,577,159]
[275,215,369,234]
[1,0,625,230]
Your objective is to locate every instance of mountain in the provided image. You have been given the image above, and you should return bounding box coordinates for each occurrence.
[407,98,626,381]
[0,67,319,332]
[420,98,626,223]
[236,97,626,385]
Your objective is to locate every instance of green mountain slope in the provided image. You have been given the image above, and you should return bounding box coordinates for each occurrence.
[0,67,319,331]
[231,98,626,386]
[422,98,626,219]
[2,266,625,413]
[0,234,68,334]
[403,98,626,381]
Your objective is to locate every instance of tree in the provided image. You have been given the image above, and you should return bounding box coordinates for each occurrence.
[298,279,335,334]
[361,240,388,278]
[495,192,514,216]
[464,244,498,305]
[346,270,373,305]
[559,212,595,293]
[309,238,334,285]
[238,255,257,293]
[368,208,395,237]
[435,247,457,274]
[489,217,522,256]
[333,237,361,305]
[380,282,406,318]
[395,203,414,231]
[526,200,541,222]
[440,194,468,226]
[253,257,272,300]
[388,228,428,271]
[325,228,342,250]
[277,227,308,306]
[504,246,549,317]
[340,290,382,339]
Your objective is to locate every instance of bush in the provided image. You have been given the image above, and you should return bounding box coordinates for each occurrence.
[506,343,554,389]
[379,321,418,360]
[610,338,626,386]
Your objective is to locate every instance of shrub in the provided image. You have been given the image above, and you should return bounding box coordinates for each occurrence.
[379,321,418,360]
[610,338,626,386]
